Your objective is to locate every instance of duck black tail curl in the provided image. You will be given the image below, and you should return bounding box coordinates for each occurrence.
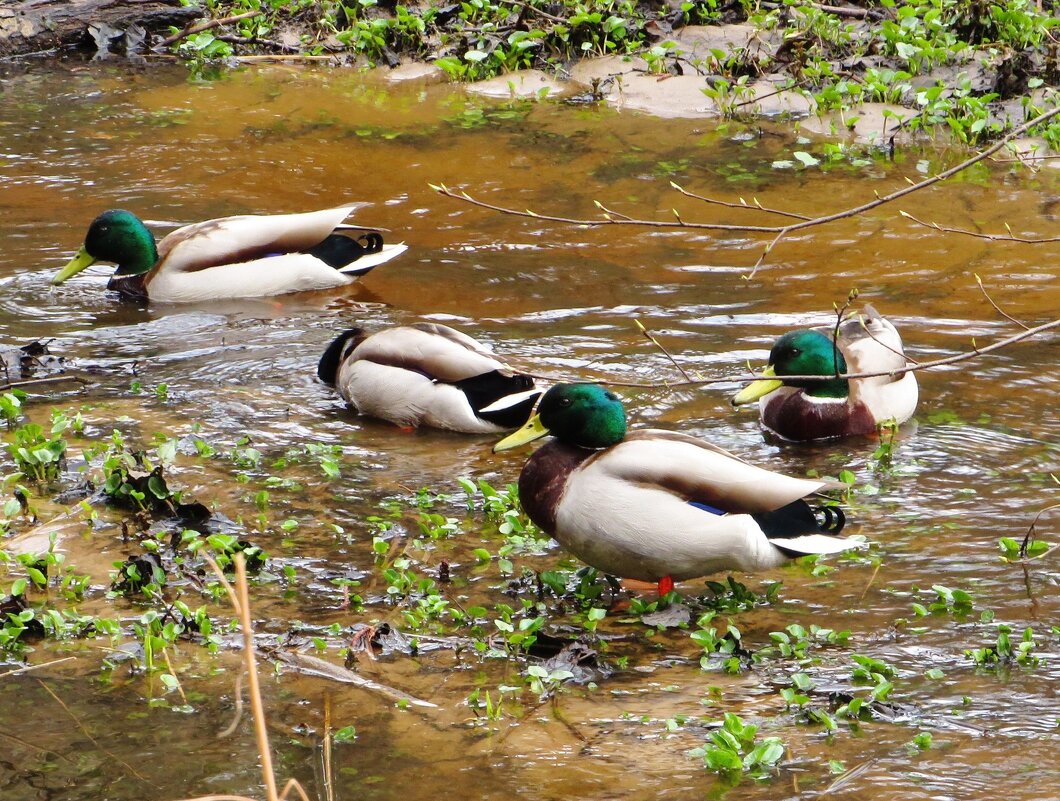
[814,504,846,534]
[317,328,365,386]
[753,499,848,543]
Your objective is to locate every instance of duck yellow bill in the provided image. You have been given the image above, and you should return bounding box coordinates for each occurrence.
[731,365,783,406]
[52,247,98,285]
[493,414,550,453]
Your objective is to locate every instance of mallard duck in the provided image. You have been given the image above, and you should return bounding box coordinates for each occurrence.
[731,306,918,441]
[52,206,407,303]
[494,383,859,593]
[318,323,542,433]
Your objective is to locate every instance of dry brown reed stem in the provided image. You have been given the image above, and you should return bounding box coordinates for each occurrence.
[433,105,1060,278]
[175,554,309,801]
[233,554,279,801]
[523,316,1059,389]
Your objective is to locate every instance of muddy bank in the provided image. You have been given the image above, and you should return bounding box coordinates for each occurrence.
[2,0,1058,154]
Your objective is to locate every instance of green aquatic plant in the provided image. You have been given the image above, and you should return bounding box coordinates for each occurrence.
[966,623,1038,667]
[5,419,66,484]
[692,712,785,779]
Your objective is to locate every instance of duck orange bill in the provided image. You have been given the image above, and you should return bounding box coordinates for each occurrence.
[52,247,98,285]
[731,365,783,406]
[493,414,549,453]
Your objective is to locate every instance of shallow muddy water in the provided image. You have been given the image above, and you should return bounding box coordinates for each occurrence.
[0,60,1057,801]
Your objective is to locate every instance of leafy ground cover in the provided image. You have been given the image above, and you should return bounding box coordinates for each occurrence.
[171,0,1060,149]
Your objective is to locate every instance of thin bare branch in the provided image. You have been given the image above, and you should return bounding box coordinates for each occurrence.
[1020,502,1060,558]
[506,0,568,23]
[975,274,1031,330]
[520,316,1059,389]
[431,183,781,233]
[433,105,1060,277]
[901,211,1060,244]
[669,182,812,221]
[216,670,245,739]
[159,10,262,47]
[0,656,76,679]
[0,375,88,393]
[37,679,149,782]
[634,320,694,381]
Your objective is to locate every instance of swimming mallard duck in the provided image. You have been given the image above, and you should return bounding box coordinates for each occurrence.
[731,306,918,441]
[318,323,542,433]
[52,206,407,303]
[494,383,858,593]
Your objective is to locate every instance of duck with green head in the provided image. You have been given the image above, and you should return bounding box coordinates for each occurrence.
[495,383,859,594]
[732,306,917,441]
[52,206,407,303]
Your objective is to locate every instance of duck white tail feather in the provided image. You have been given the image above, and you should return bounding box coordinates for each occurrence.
[478,388,542,413]
[339,243,408,274]
[774,534,865,556]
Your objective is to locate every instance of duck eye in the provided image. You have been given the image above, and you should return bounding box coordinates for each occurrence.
[790,347,801,356]
[558,398,572,408]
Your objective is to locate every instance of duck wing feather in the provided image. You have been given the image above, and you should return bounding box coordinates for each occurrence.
[353,323,514,383]
[585,430,844,513]
[156,205,364,274]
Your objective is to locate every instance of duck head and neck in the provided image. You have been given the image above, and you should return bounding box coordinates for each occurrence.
[733,329,849,404]
[494,383,626,532]
[770,330,849,398]
[495,383,627,452]
[53,210,158,285]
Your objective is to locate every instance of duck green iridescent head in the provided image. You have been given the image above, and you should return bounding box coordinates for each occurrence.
[52,210,159,285]
[732,329,849,405]
[494,383,627,452]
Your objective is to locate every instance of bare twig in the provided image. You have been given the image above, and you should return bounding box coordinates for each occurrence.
[0,728,75,762]
[1019,501,1060,559]
[669,182,812,221]
[0,375,88,393]
[433,105,1060,278]
[519,316,1059,389]
[37,679,149,782]
[217,670,245,739]
[159,10,262,47]
[763,1,870,17]
[901,211,1060,244]
[819,759,879,796]
[230,54,339,62]
[271,650,438,710]
[506,0,568,23]
[634,320,694,381]
[0,656,76,679]
[975,275,1031,330]
[161,649,189,705]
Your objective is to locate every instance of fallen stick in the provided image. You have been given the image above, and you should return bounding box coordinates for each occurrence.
[270,650,438,711]
[159,10,262,47]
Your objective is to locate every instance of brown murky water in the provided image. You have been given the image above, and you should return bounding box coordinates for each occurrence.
[0,60,1058,801]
